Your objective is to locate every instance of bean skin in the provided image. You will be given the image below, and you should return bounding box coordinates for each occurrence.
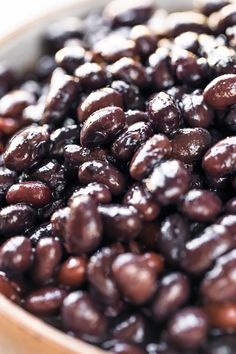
[0,272,20,303]
[65,195,103,255]
[130,134,172,180]
[0,90,35,118]
[55,46,85,73]
[180,189,222,222]
[202,137,236,177]
[51,207,70,238]
[78,87,123,123]
[98,204,142,241]
[0,236,32,275]
[181,224,234,274]
[74,62,108,91]
[204,303,236,330]
[25,286,67,317]
[145,160,190,205]
[79,160,126,195]
[193,0,231,16]
[225,197,236,214]
[112,253,159,304]
[0,167,16,200]
[171,128,211,164]
[148,92,181,135]
[201,249,236,303]
[64,144,108,170]
[62,290,107,339]
[57,256,86,288]
[29,222,52,245]
[80,106,125,147]
[164,11,208,37]
[69,182,112,205]
[148,48,174,90]
[0,204,36,237]
[4,125,50,172]
[111,313,146,344]
[111,342,147,354]
[32,237,62,284]
[123,183,160,221]
[111,122,153,161]
[125,110,148,126]
[203,74,236,109]
[152,273,190,322]
[6,181,51,208]
[208,4,236,34]
[167,307,208,350]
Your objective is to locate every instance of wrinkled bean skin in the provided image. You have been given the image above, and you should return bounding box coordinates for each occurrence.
[152,273,190,322]
[62,291,107,339]
[203,74,236,109]
[123,183,159,221]
[80,106,125,147]
[25,286,67,316]
[58,256,86,287]
[42,74,79,124]
[130,134,172,180]
[167,307,208,350]
[181,224,234,274]
[87,247,120,304]
[0,204,36,236]
[111,314,146,343]
[201,250,236,303]
[64,144,108,170]
[69,182,112,205]
[158,214,190,265]
[171,128,211,164]
[78,87,123,123]
[65,195,103,255]
[98,204,142,241]
[148,92,181,135]
[32,237,62,284]
[79,160,126,195]
[6,181,52,208]
[202,137,236,177]
[4,125,50,172]
[112,253,159,304]
[204,303,236,330]
[0,236,32,275]
[181,92,214,128]
[145,160,190,205]
[111,122,153,161]
[180,189,222,222]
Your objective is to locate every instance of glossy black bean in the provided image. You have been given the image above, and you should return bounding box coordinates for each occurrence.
[0,204,36,236]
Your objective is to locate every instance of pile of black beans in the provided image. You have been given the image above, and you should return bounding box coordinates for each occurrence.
[0,0,236,352]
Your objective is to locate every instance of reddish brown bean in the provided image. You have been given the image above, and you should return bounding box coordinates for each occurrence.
[123,183,159,221]
[180,189,222,222]
[203,74,236,109]
[130,134,172,180]
[65,195,103,255]
[111,314,147,344]
[51,206,70,238]
[204,303,236,331]
[111,342,147,354]
[109,58,147,88]
[79,160,126,195]
[25,286,67,316]
[32,237,62,284]
[80,106,125,147]
[202,137,236,177]
[0,204,36,236]
[112,253,159,304]
[125,110,148,126]
[0,90,35,118]
[69,182,112,205]
[148,92,181,134]
[130,25,156,58]
[78,87,123,123]
[0,272,20,303]
[74,62,108,90]
[0,236,32,275]
[64,144,108,170]
[6,181,51,208]
[58,256,86,287]
[98,204,142,241]
[148,48,174,90]
[145,160,190,205]
[111,122,153,161]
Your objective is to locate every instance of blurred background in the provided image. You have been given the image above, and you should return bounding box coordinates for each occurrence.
[0,0,74,37]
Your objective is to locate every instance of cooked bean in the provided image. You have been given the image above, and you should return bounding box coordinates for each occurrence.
[125,110,148,126]
[29,222,52,245]
[74,62,108,90]
[65,195,102,255]
[64,144,108,170]
[70,182,112,205]
[225,197,236,214]
[32,237,62,284]
[111,342,147,354]
[202,137,236,176]
[62,290,107,338]
[193,0,231,16]
[148,92,181,134]
[111,80,145,111]
[130,25,156,58]
[130,134,172,180]
[6,181,51,208]
[80,106,125,147]
[79,160,126,195]
[208,4,236,34]
[51,207,70,238]
[0,90,35,118]
[164,11,208,37]
[98,204,142,241]
[0,272,20,303]
[167,307,208,349]
[78,87,123,123]
[55,46,86,73]
[112,314,146,344]
[203,74,236,109]
[148,48,174,90]
[0,236,32,274]
[111,122,153,161]
[204,303,236,330]
[0,204,36,236]
[58,256,86,287]
[50,125,80,157]
[145,160,190,205]
[4,125,50,172]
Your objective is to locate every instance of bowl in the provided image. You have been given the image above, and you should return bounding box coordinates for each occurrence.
[0,0,190,353]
